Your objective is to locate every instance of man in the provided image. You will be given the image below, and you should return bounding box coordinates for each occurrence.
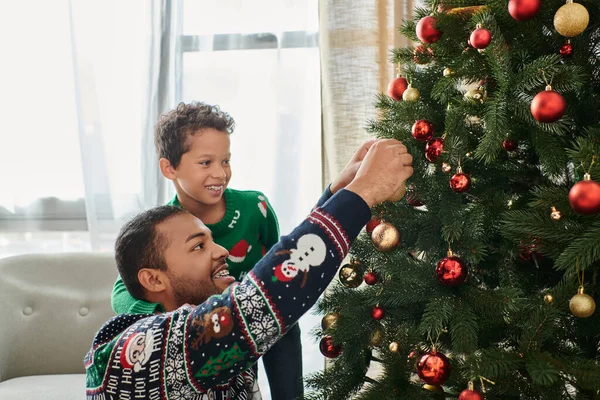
[85,139,413,399]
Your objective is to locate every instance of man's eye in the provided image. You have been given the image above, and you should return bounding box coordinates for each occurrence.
[199,161,210,166]
[223,160,230,165]
[193,243,204,250]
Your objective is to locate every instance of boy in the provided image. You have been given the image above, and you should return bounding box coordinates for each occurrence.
[111,101,302,399]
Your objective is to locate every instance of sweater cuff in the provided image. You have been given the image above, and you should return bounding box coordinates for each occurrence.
[318,189,371,241]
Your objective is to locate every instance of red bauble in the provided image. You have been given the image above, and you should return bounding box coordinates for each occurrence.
[366,217,382,234]
[416,351,451,385]
[412,120,434,142]
[436,255,468,286]
[502,139,518,152]
[560,42,573,57]
[531,87,566,123]
[459,389,484,400]
[387,76,409,101]
[416,16,442,44]
[319,336,342,358]
[569,174,600,215]
[450,172,471,193]
[364,271,377,285]
[519,238,540,261]
[425,137,444,162]
[470,28,492,49]
[508,0,541,21]
[413,45,434,64]
[371,305,385,320]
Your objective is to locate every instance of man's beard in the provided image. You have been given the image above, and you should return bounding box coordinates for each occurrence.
[168,272,222,307]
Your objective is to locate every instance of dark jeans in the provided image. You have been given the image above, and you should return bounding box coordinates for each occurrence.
[262,323,303,400]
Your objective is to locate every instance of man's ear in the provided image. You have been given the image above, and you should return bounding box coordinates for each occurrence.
[138,268,168,294]
[159,158,177,180]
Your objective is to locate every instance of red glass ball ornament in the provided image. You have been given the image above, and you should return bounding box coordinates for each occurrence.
[450,172,471,193]
[387,76,409,101]
[531,87,566,123]
[416,351,451,385]
[560,42,573,57]
[502,139,518,152]
[412,120,434,142]
[425,137,444,162]
[319,336,342,358]
[366,217,382,235]
[459,389,484,400]
[508,0,541,21]
[470,27,492,49]
[569,174,600,215]
[371,305,385,320]
[436,255,468,286]
[416,16,442,44]
[364,271,377,285]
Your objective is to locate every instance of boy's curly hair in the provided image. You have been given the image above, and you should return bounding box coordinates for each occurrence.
[155,101,235,168]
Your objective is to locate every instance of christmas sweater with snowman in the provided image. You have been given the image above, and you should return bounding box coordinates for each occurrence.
[85,188,369,400]
[111,188,283,315]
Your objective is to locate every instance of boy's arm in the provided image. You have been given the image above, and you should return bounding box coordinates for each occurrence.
[111,276,163,314]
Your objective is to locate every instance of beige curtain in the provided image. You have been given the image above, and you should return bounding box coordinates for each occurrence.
[320,0,416,187]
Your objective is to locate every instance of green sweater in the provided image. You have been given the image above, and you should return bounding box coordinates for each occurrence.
[111,188,280,314]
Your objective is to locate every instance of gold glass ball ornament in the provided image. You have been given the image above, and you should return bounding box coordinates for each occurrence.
[389,341,400,353]
[369,328,385,346]
[544,293,554,304]
[371,222,401,253]
[443,67,454,77]
[321,312,341,331]
[388,182,407,202]
[554,1,589,37]
[402,84,420,102]
[569,286,596,318]
[338,263,363,288]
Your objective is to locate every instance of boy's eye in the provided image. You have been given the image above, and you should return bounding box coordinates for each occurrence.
[223,160,230,165]
[193,242,204,250]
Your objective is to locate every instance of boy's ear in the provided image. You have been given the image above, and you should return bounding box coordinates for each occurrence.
[159,158,177,180]
[138,268,168,294]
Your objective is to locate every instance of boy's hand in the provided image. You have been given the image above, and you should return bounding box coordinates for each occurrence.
[330,139,378,194]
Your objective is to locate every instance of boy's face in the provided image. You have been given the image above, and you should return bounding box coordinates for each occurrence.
[173,128,232,206]
[158,212,234,307]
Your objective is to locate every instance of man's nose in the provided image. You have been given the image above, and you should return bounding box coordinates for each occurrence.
[214,244,229,260]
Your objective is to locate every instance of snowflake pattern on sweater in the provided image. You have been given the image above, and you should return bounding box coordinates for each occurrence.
[85,189,369,399]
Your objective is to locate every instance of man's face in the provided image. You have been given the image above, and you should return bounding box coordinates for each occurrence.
[172,128,232,206]
[158,213,234,307]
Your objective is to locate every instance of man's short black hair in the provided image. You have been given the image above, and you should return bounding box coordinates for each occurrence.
[115,206,189,300]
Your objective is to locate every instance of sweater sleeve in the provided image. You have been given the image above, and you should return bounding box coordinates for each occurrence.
[182,189,371,386]
[257,191,280,251]
[111,275,163,314]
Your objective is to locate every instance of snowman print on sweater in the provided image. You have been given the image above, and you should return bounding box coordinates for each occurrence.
[272,233,326,287]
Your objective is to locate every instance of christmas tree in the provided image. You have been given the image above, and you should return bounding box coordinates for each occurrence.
[306,0,600,398]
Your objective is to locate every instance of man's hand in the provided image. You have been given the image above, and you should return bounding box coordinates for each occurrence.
[330,139,377,194]
[345,139,413,208]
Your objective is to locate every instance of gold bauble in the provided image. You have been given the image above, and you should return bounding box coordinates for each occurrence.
[371,222,401,253]
[423,384,444,393]
[443,67,454,77]
[369,328,385,346]
[544,293,554,304]
[388,182,407,202]
[402,84,420,102]
[389,341,400,353]
[441,162,452,173]
[554,2,589,37]
[338,264,362,288]
[322,312,341,331]
[464,87,485,103]
[550,206,562,220]
[569,287,596,318]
